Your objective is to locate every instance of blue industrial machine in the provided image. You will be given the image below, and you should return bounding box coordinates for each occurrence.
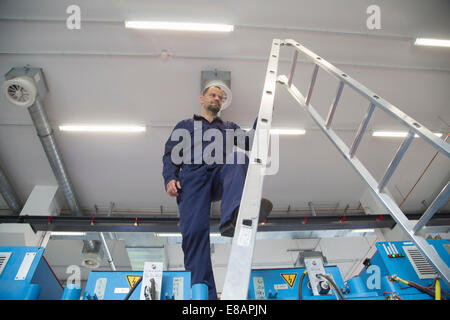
[248,265,371,300]
[0,246,63,300]
[83,270,192,300]
[354,239,449,300]
[248,239,450,300]
[0,246,194,300]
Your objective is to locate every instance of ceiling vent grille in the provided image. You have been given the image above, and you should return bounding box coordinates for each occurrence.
[403,246,437,279]
[0,252,12,277]
[2,76,37,108]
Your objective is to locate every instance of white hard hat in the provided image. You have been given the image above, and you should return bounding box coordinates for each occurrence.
[203,79,232,110]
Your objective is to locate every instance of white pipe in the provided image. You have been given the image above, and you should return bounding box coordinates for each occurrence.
[0,50,447,73]
[99,232,116,271]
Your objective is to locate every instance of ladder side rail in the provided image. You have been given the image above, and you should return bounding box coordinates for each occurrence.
[221,39,281,300]
[284,39,450,157]
[279,75,450,286]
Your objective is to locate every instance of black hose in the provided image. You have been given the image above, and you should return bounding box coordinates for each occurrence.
[298,271,307,300]
[124,276,143,300]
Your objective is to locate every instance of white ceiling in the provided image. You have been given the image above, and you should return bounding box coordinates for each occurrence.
[0,0,449,216]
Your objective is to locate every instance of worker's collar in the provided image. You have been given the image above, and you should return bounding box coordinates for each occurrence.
[193,114,223,124]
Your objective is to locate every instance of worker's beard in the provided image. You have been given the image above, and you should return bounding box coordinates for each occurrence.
[207,104,221,115]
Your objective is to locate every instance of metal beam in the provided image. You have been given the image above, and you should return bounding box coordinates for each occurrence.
[1,213,448,233]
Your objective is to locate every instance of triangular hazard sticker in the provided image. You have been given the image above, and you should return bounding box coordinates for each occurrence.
[280,273,298,288]
[126,275,142,288]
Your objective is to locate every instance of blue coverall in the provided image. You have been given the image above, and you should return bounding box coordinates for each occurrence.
[162,114,255,299]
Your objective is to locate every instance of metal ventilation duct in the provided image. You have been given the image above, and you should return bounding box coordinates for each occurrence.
[27,100,83,216]
[0,165,22,215]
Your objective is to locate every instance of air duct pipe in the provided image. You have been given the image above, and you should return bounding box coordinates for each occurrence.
[0,164,22,215]
[27,100,83,216]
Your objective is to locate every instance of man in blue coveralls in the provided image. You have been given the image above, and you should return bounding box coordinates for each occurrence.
[162,85,272,299]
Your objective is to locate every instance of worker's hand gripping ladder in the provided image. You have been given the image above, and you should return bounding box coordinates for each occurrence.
[221,39,450,300]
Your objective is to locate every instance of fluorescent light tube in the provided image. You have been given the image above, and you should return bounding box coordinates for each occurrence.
[50,232,86,236]
[372,131,409,137]
[59,125,146,133]
[372,131,442,138]
[125,21,234,32]
[414,38,450,48]
[351,229,375,233]
[270,129,306,135]
[156,232,221,237]
[156,233,182,237]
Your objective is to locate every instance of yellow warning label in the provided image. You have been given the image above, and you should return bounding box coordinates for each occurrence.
[126,275,142,288]
[280,273,298,288]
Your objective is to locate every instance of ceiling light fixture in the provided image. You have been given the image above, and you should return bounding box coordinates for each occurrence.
[124,21,234,32]
[50,232,86,236]
[351,229,375,233]
[372,131,442,138]
[270,129,306,135]
[156,232,221,237]
[414,38,450,48]
[59,125,147,133]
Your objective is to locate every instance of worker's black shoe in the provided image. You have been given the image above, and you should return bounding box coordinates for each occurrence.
[258,198,273,224]
[219,207,239,237]
[219,198,273,237]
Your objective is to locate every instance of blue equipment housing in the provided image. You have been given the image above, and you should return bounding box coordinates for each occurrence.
[355,239,449,300]
[0,246,63,300]
[83,270,191,300]
[248,239,449,300]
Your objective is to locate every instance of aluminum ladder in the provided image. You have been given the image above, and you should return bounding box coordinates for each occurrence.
[221,38,450,299]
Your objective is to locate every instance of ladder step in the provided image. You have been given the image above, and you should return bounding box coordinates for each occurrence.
[413,181,450,234]
[378,130,415,192]
[287,50,298,87]
[306,65,319,105]
[349,103,376,158]
[325,81,345,129]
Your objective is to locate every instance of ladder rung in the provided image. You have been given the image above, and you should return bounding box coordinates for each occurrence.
[378,130,415,192]
[287,50,298,87]
[413,181,450,234]
[349,103,376,158]
[325,81,345,129]
[306,64,319,105]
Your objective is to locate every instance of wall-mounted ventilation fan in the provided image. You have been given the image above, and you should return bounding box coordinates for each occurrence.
[2,67,48,108]
[2,76,38,107]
